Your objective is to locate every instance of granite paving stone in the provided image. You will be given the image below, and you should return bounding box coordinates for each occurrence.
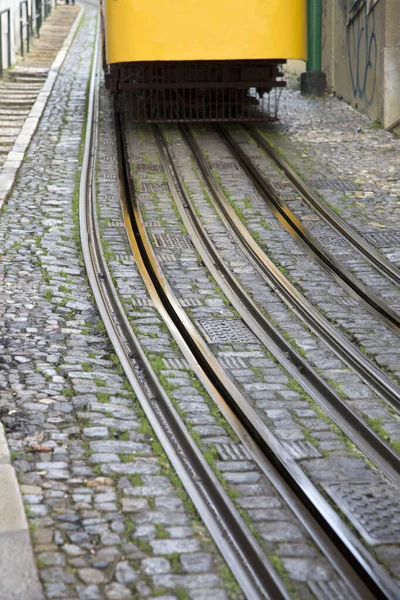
[0,9,236,600]
[85,100,396,597]
[117,119,400,592]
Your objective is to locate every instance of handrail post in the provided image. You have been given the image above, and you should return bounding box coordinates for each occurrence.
[7,9,10,66]
[27,2,30,53]
[0,9,11,76]
[0,16,3,78]
[19,1,30,57]
[20,2,24,56]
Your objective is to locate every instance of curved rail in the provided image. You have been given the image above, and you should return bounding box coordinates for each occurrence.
[79,29,290,600]
[118,109,398,598]
[218,126,400,334]
[156,125,400,488]
[181,125,400,413]
[247,125,400,287]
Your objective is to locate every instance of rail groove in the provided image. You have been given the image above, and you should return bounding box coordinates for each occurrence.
[119,116,397,599]
[246,125,400,287]
[80,35,292,600]
[217,125,400,334]
[182,125,400,414]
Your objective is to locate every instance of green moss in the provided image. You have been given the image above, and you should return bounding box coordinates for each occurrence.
[61,388,73,397]
[119,453,136,463]
[129,474,144,486]
[154,523,169,539]
[82,362,93,372]
[97,392,109,403]
[125,517,136,536]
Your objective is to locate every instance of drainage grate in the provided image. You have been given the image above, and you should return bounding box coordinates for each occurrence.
[153,234,193,250]
[197,319,258,344]
[363,229,400,248]
[309,179,358,192]
[318,235,350,249]
[145,221,162,227]
[324,481,400,545]
[215,443,252,461]
[140,182,169,193]
[270,180,295,191]
[135,163,163,173]
[179,298,203,307]
[281,440,322,459]
[131,297,154,307]
[115,254,134,262]
[158,253,178,262]
[309,580,356,600]
[219,356,247,370]
[163,357,189,370]
[209,161,239,172]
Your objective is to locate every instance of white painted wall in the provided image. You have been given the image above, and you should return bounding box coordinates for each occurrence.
[0,0,56,71]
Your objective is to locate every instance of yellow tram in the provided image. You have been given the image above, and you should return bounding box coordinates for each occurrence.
[102,0,307,121]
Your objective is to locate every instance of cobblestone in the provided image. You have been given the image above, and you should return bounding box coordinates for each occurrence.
[118,119,400,590]
[0,9,234,600]
[166,125,400,454]
[86,102,389,596]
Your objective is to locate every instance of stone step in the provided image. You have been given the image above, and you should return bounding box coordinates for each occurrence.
[0,128,21,137]
[0,109,30,117]
[8,67,49,80]
[0,98,35,107]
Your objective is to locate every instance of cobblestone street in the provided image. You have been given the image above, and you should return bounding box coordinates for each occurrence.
[0,3,399,600]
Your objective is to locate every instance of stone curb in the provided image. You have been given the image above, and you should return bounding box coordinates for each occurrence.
[0,6,84,209]
[0,424,44,599]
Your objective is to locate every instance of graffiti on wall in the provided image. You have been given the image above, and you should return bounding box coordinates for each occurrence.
[344,0,378,104]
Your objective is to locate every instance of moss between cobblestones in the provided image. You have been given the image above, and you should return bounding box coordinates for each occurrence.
[269,553,302,600]
[209,165,400,451]
[57,59,246,600]
[95,115,353,597]
[366,417,400,454]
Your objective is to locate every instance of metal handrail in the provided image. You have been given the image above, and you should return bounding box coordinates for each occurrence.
[20,0,30,56]
[0,9,11,78]
[44,0,51,19]
[30,0,41,37]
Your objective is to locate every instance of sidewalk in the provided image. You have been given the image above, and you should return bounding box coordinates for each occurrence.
[0,4,81,204]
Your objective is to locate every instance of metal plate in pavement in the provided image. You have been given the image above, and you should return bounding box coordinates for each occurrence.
[197,318,258,344]
[309,179,358,192]
[363,229,400,248]
[153,233,193,250]
[324,481,400,545]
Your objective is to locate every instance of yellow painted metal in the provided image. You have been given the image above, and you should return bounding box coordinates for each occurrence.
[104,0,307,64]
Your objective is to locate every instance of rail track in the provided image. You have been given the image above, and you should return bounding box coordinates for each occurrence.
[182,125,400,414]
[80,42,400,598]
[81,36,297,600]
[120,117,400,597]
[245,125,400,287]
[220,125,400,334]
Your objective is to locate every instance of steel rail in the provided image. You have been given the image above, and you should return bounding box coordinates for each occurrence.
[79,29,290,600]
[181,125,400,413]
[217,126,400,335]
[247,125,400,287]
[118,114,396,599]
[157,125,400,488]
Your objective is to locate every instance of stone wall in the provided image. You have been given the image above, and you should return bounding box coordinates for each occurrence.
[322,0,400,131]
